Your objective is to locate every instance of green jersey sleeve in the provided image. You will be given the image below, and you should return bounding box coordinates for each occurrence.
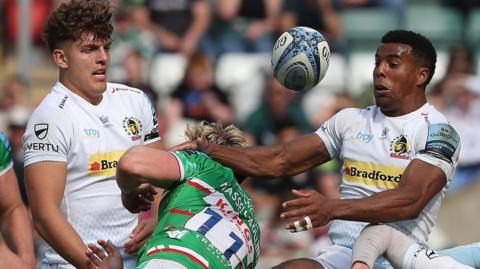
[0,131,13,175]
[171,150,237,188]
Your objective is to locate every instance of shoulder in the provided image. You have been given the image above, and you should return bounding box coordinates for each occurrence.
[332,106,373,120]
[29,92,71,124]
[421,104,450,125]
[107,83,145,97]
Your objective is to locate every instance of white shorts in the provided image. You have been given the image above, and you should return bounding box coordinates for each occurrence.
[403,244,474,269]
[41,263,75,269]
[313,245,390,269]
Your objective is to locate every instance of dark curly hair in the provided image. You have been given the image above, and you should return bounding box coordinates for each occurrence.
[381,30,437,86]
[43,0,114,52]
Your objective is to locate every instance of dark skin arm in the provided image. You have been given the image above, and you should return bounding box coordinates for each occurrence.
[172,135,448,230]
[282,159,447,230]
[173,133,331,178]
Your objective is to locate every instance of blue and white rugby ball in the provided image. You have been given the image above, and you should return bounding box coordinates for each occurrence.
[272,26,330,91]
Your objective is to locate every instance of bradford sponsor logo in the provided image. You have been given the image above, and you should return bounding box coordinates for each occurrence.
[88,150,125,177]
[389,134,410,160]
[344,160,403,189]
[122,116,142,141]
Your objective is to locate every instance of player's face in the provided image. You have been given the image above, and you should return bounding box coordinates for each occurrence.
[56,33,111,104]
[373,43,425,116]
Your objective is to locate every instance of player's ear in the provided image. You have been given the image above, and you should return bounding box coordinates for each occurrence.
[416,67,429,87]
[53,49,68,69]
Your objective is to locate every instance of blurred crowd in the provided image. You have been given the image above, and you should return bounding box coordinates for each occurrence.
[1,0,480,268]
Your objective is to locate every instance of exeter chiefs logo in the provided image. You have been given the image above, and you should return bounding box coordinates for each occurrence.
[389,134,410,160]
[122,116,142,141]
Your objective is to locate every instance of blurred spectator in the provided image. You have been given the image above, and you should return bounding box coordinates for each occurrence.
[170,51,235,123]
[437,46,480,194]
[243,74,311,146]
[204,0,282,59]
[119,49,158,105]
[279,0,347,56]
[109,6,158,81]
[337,0,405,26]
[442,75,480,194]
[251,120,319,265]
[140,0,211,57]
[0,75,31,132]
[445,46,475,75]
[6,106,30,205]
[309,92,356,127]
[444,0,480,20]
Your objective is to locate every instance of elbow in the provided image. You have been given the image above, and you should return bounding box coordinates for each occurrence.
[117,146,143,176]
[270,146,290,178]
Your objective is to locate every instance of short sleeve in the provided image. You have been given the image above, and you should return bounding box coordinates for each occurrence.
[0,131,13,175]
[23,112,70,166]
[314,109,350,159]
[414,123,461,180]
[171,150,204,182]
[140,92,161,144]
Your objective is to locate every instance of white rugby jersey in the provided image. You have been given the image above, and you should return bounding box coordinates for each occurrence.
[23,82,160,268]
[316,103,460,255]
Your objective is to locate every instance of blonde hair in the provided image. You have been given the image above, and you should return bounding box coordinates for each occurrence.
[185,121,248,147]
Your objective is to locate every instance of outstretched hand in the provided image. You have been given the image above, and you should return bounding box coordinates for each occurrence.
[280,189,333,232]
[86,240,123,269]
[121,183,157,213]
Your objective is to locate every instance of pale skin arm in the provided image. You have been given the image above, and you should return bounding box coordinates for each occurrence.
[25,162,90,269]
[0,236,31,269]
[116,145,181,195]
[123,140,165,255]
[87,144,179,268]
[0,168,35,268]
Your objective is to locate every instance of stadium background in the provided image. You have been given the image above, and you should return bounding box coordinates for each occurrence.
[1,0,479,268]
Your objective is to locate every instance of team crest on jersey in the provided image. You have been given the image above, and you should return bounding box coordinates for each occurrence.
[34,123,49,140]
[122,116,142,141]
[389,134,411,160]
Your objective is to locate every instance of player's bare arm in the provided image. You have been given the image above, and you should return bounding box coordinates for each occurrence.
[196,133,331,178]
[0,168,35,267]
[281,159,446,229]
[26,162,90,269]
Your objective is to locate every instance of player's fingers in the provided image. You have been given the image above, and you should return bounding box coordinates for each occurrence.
[282,197,312,209]
[285,215,314,232]
[87,243,106,260]
[280,206,313,219]
[291,189,313,198]
[86,250,101,266]
[97,240,112,255]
